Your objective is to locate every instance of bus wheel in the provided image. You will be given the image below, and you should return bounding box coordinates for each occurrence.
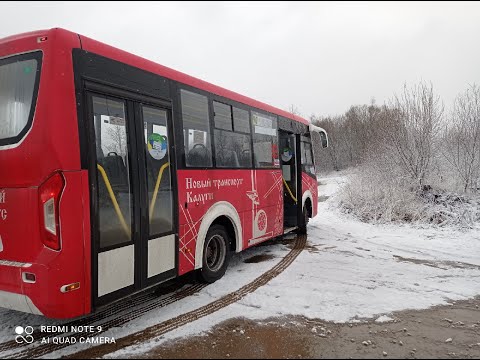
[199,224,231,283]
[298,205,309,234]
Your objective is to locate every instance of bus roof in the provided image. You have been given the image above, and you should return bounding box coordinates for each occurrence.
[69,28,309,126]
[1,27,310,125]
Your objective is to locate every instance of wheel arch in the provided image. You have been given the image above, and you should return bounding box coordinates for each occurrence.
[302,190,313,217]
[194,201,243,270]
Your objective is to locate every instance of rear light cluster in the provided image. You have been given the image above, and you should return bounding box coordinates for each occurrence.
[38,172,65,251]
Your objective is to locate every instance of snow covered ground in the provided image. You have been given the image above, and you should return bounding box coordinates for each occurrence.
[1,174,479,358]
[106,174,480,357]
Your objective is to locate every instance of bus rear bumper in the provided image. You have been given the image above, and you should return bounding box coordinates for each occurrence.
[0,260,43,315]
[0,261,43,315]
[0,289,43,315]
[0,261,86,319]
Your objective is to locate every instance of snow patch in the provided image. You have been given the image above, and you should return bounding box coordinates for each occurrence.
[375,315,394,323]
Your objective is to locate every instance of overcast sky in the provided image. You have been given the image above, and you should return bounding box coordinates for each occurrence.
[2,1,480,118]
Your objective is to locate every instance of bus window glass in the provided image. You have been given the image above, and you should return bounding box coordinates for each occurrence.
[213,101,232,131]
[301,140,315,175]
[214,130,252,168]
[233,107,250,134]
[301,141,306,164]
[181,90,212,167]
[0,57,38,141]
[92,95,133,249]
[142,106,173,236]
[251,111,279,168]
[305,142,313,165]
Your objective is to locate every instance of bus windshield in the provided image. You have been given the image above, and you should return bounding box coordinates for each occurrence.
[0,52,41,144]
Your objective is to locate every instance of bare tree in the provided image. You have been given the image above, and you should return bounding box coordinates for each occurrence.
[104,124,128,157]
[310,82,444,186]
[378,82,444,186]
[311,115,344,172]
[308,81,479,227]
[288,104,302,117]
[442,84,480,192]
[311,102,384,173]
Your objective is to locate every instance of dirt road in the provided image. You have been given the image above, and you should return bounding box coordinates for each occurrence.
[137,297,480,359]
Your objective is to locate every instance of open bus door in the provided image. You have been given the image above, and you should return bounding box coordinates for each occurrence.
[280,124,328,232]
[279,131,301,228]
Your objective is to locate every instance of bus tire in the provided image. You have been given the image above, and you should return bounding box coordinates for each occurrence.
[298,205,309,234]
[198,224,231,283]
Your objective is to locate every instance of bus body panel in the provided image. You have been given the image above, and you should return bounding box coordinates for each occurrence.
[0,171,89,318]
[0,28,81,186]
[0,187,41,262]
[0,29,89,318]
[302,172,318,217]
[177,169,284,275]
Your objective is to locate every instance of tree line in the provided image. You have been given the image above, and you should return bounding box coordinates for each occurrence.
[311,82,480,194]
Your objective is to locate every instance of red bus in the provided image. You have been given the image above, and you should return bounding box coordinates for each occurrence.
[0,28,328,319]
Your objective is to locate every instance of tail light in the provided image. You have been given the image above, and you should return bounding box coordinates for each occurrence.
[39,172,65,250]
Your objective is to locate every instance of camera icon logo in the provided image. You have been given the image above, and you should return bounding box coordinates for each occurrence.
[15,326,34,344]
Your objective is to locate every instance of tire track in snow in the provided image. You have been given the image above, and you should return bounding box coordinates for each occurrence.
[3,283,206,359]
[68,234,307,359]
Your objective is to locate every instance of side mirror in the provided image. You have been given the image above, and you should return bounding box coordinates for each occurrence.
[308,124,329,149]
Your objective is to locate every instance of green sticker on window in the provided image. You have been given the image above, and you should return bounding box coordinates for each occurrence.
[147,133,167,160]
[281,147,293,162]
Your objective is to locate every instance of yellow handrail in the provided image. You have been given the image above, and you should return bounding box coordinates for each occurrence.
[149,162,170,220]
[96,164,130,237]
[282,178,297,203]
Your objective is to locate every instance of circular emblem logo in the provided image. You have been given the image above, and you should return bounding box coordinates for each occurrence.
[281,147,293,162]
[256,210,267,232]
[148,133,167,160]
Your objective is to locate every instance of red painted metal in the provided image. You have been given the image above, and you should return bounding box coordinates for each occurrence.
[0,29,87,319]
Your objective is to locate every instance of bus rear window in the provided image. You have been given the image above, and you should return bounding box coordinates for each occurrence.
[0,51,42,146]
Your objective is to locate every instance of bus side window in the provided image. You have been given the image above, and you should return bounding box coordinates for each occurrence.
[213,102,252,169]
[251,111,279,168]
[301,140,315,175]
[180,90,212,167]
